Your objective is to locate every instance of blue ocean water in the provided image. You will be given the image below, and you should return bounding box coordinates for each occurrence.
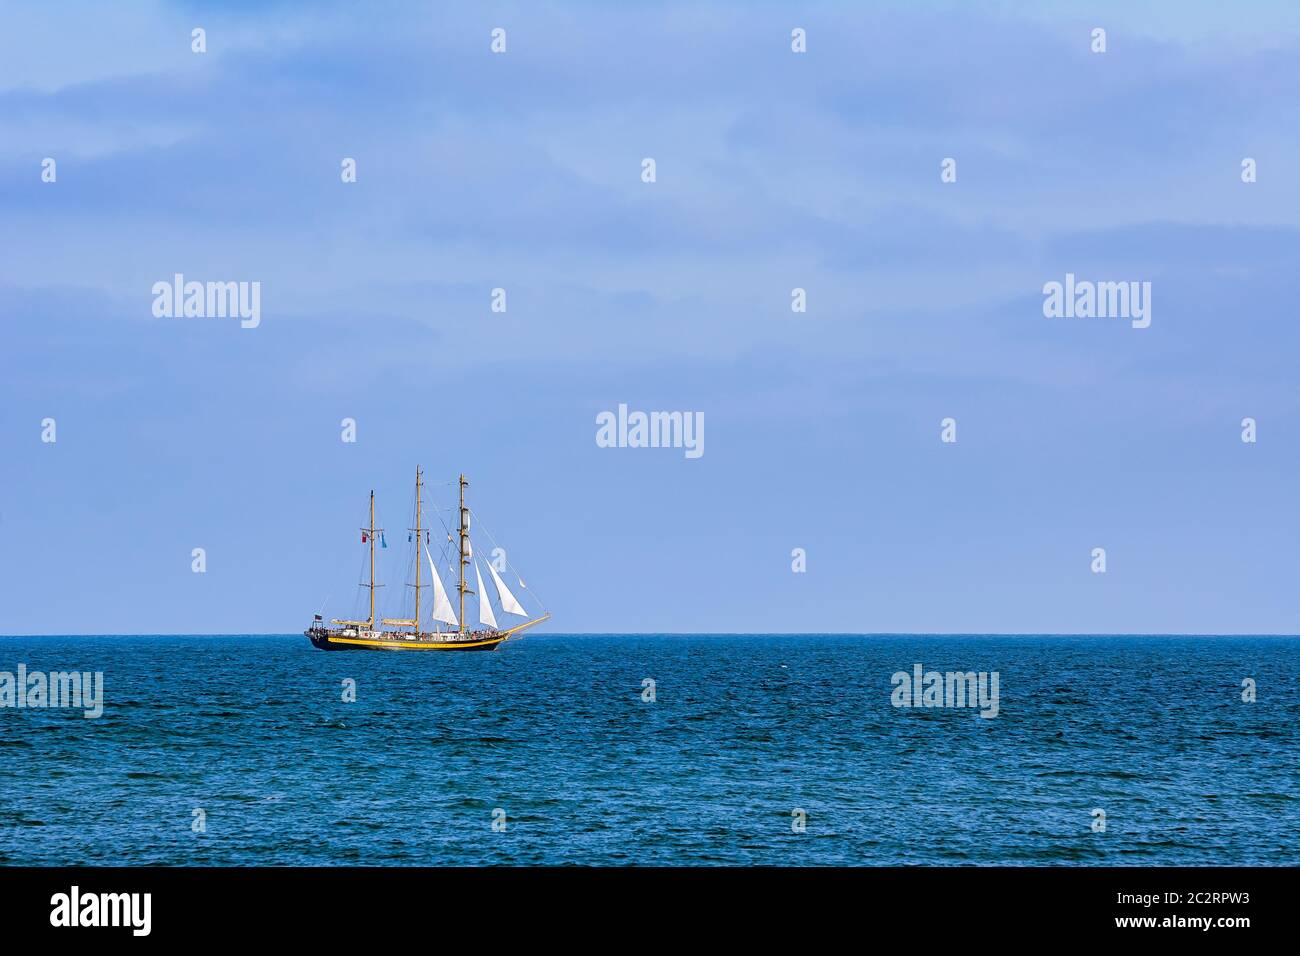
[0,634,1295,866]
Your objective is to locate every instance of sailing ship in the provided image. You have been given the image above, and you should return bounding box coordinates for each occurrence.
[305,468,549,651]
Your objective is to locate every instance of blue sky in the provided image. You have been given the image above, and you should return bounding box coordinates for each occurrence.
[2,1,1298,634]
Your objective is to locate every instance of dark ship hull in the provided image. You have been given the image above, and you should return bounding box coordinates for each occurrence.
[306,625,506,652]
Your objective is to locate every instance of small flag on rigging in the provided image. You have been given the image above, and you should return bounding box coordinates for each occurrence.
[380,533,388,549]
[361,532,368,543]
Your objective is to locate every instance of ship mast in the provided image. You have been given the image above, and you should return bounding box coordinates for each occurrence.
[330,491,383,630]
[367,490,376,627]
[413,466,422,630]
[458,473,468,634]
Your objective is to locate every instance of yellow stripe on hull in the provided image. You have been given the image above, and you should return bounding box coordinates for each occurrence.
[326,635,506,650]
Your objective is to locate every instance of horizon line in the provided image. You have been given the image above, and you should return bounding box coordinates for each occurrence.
[2,631,1298,639]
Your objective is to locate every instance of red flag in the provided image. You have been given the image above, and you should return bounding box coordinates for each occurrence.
[361,533,368,543]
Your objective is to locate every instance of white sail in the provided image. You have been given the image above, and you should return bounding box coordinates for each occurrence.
[487,561,527,617]
[475,561,498,629]
[425,543,458,627]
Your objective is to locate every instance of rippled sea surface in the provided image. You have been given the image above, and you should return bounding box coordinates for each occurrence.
[0,635,1296,865]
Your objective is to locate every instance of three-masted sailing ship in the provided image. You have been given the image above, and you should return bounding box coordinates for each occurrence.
[306,468,549,651]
